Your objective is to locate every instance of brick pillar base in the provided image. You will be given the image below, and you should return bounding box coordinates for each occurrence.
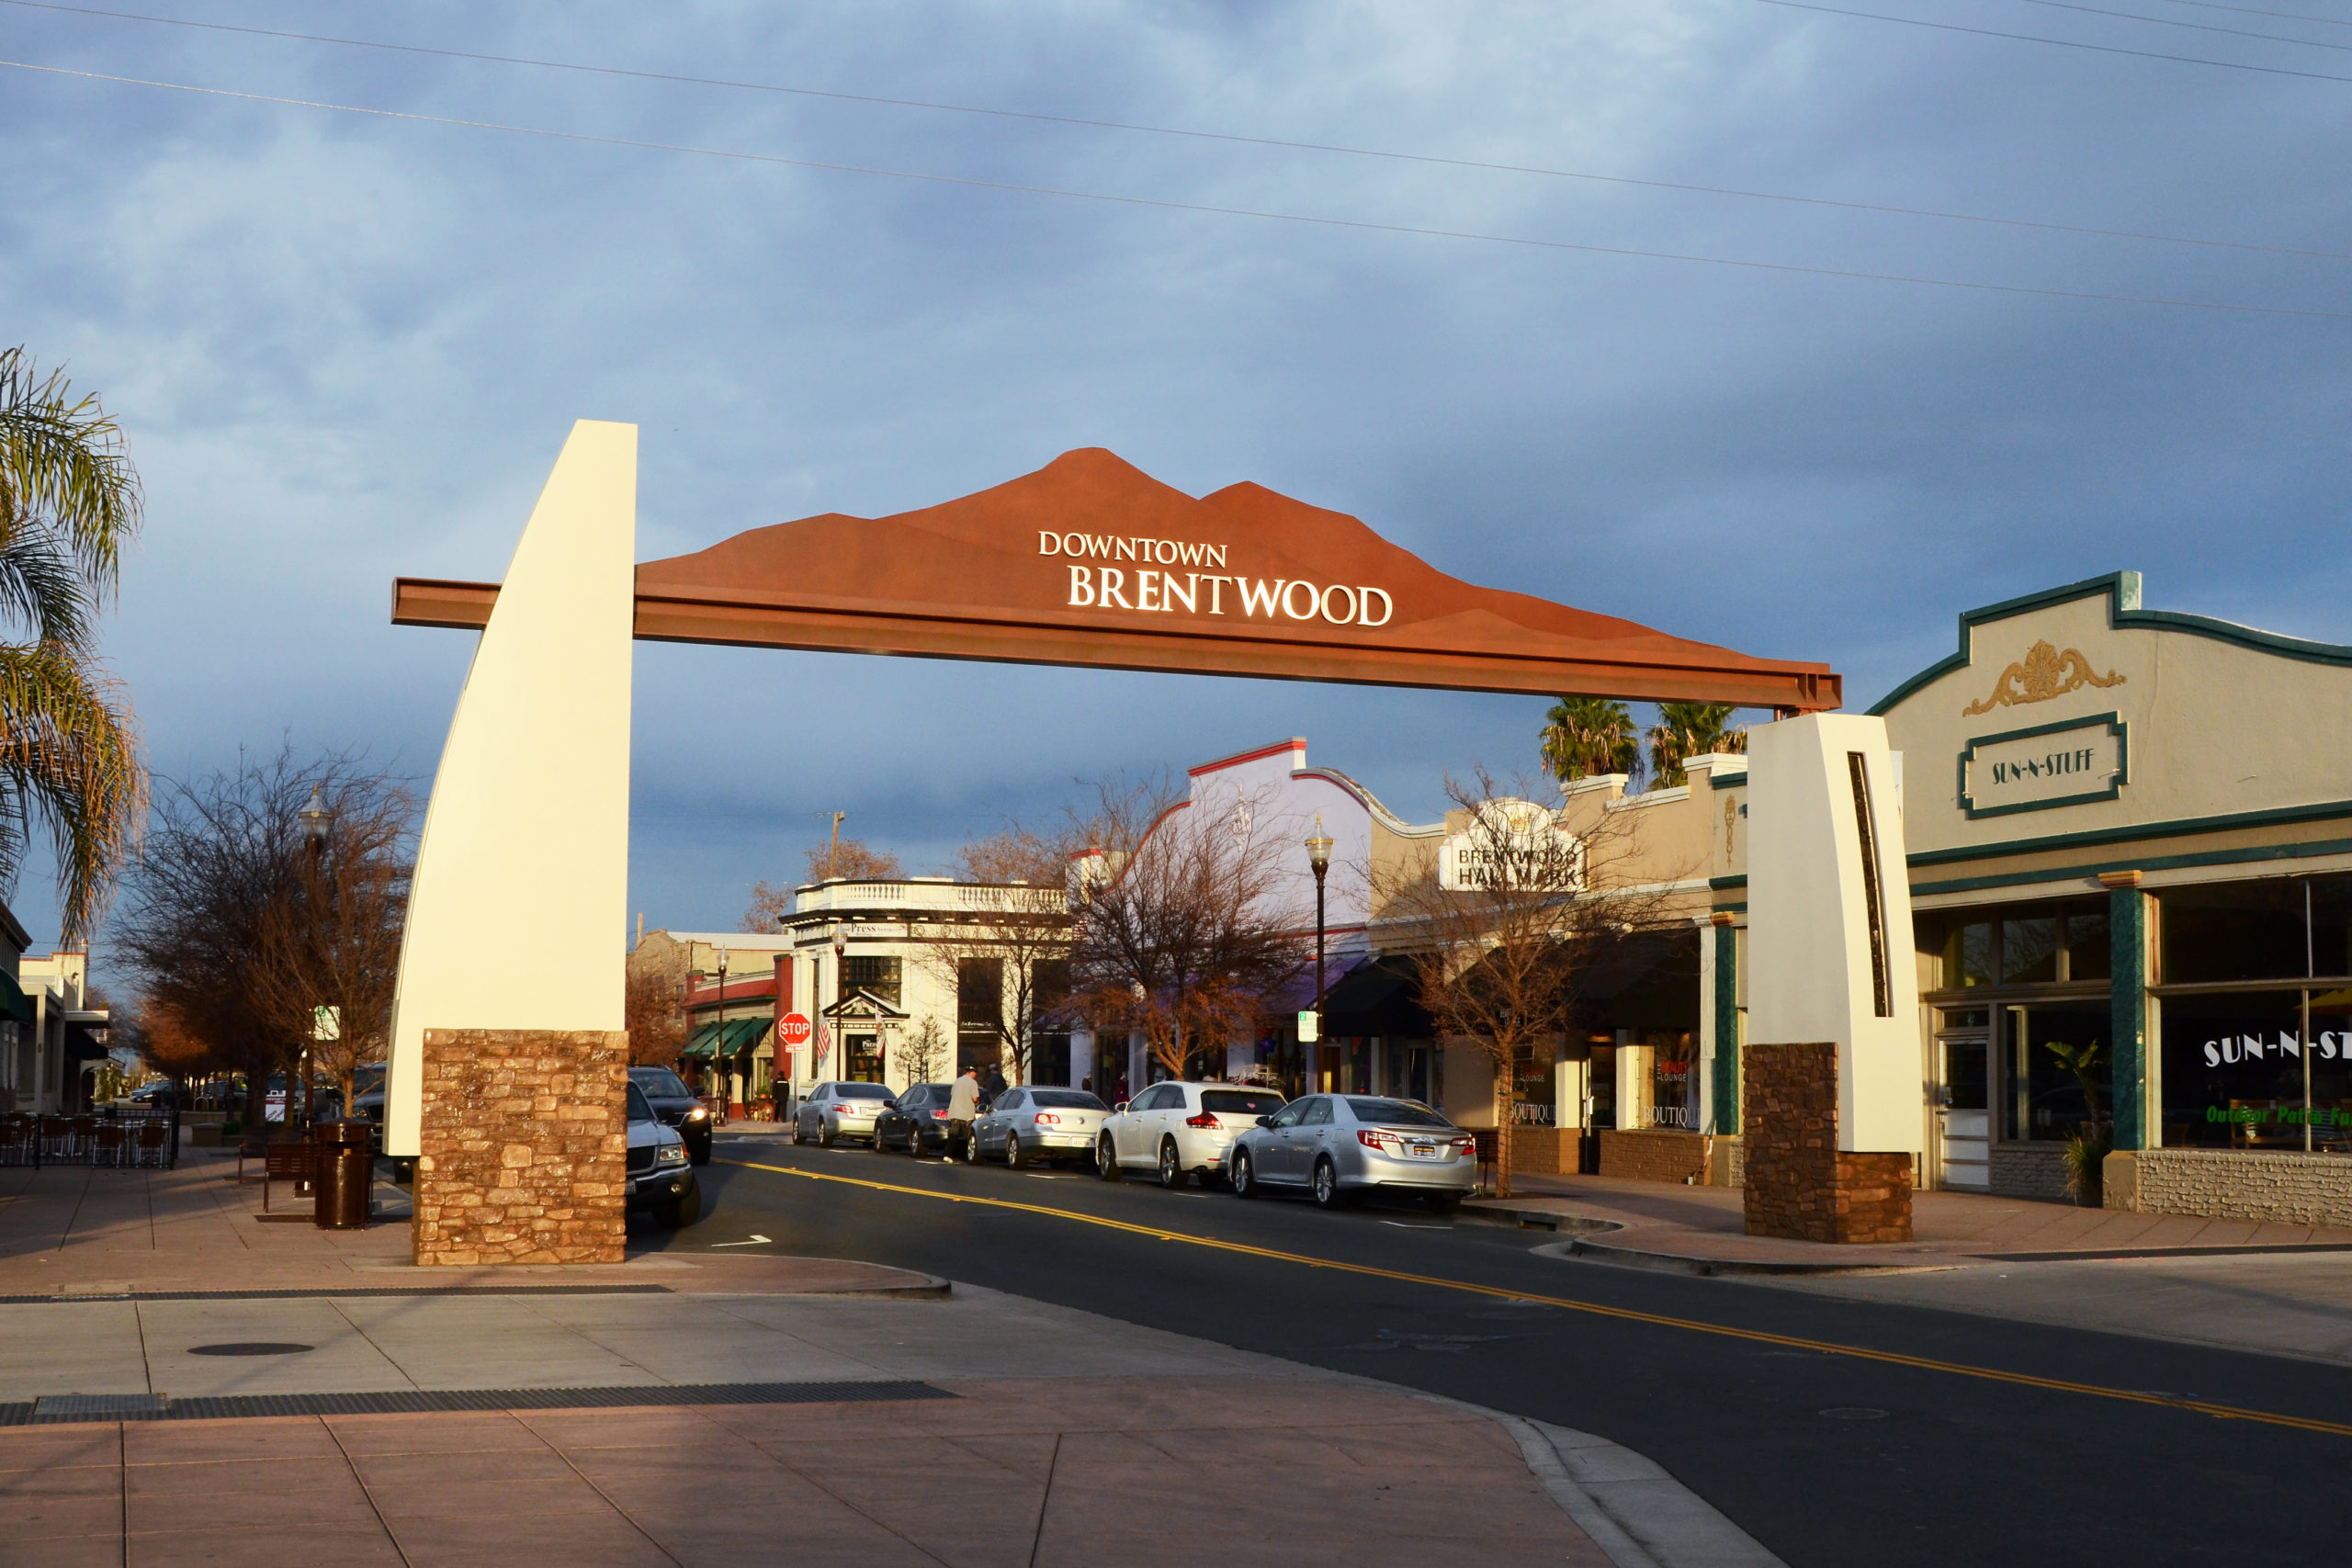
[414,1029,628,1266]
[1742,1042,1913,1244]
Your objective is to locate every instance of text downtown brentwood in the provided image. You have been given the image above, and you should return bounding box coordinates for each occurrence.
[1037,531,1395,627]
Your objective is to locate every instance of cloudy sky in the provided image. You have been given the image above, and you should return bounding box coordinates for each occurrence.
[4,0,2346,949]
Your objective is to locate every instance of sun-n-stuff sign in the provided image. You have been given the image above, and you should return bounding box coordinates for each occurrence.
[392,448,1838,710]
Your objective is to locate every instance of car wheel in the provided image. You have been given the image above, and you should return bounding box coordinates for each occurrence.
[819,1119,836,1149]
[1230,1149,1258,1199]
[1425,1194,1462,1217]
[1005,1133,1026,1170]
[1097,1135,1123,1181]
[1311,1156,1349,1210]
[1158,1139,1185,1190]
[790,1117,805,1145]
[655,1184,704,1229]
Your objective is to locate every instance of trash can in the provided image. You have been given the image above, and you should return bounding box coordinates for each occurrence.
[312,1120,373,1230]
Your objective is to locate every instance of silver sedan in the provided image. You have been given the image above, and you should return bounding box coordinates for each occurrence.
[1227,1094,1476,1213]
[973,1086,1112,1168]
[792,1081,893,1146]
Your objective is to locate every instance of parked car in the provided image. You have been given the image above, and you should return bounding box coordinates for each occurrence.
[1227,1094,1476,1213]
[875,1082,955,1156]
[625,1081,702,1228]
[124,1079,180,1110]
[793,1081,892,1146]
[1097,1081,1288,1189]
[628,1066,714,1164]
[974,1086,1111,1168]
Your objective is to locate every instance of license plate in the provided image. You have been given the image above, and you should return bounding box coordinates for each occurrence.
[1409,1144,1436,1158]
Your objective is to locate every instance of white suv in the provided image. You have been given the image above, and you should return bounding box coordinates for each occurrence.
[1097,1080,1289,1190]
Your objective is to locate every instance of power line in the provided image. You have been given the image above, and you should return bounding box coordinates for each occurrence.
[2017,0,2352,51]
[0,0,2344,263]
[1745,0,2352,81]
[2149,0,2352,28]
[6,56,2346,322]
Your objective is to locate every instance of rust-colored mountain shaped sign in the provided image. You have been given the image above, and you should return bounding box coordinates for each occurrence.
[392,448,1838,709]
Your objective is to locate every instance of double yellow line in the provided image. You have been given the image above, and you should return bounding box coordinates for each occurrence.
[728,1157,2352,1440]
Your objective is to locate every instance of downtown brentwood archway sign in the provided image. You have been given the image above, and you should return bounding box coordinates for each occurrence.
[381,423,1913,1266]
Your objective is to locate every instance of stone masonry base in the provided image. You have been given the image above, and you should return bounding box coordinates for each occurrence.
[1599,1129,1710,1184]
[2105,1147,2352,1228]
[414,1028,628,1266]
[1742,1041,1914,1244]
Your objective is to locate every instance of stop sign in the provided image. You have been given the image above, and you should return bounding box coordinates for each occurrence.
[779,1012,813,1050]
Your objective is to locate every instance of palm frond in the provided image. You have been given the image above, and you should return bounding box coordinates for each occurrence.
[0,531,94,649]
[0,640,145,944]
[0,348,141,606]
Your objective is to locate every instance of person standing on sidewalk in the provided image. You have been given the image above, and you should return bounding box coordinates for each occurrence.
[947,1065,981,1163]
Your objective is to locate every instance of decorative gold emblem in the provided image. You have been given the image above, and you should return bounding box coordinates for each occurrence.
[1962,640,2125,716]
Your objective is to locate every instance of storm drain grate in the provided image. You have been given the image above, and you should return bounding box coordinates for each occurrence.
[0,1380,953,1426]
[0,1285,677,1306]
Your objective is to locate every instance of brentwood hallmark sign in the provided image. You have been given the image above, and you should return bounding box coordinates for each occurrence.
[1959,712,2128,819]
[1438,798,1583,891]
[1040,531,1396,626]
[391,447,1842,709]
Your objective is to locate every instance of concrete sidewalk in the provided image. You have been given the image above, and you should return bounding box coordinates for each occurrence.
[1466,1172,2352,1272]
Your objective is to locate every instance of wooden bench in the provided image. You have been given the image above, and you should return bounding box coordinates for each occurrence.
[259,1142,315,1211]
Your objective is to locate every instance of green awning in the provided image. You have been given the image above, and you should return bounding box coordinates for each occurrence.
[679,1021,725,1060]
[720,1018,770,1055]
[0,971,32,1025]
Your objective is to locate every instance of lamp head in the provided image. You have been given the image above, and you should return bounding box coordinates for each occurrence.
[1305,815,1334,874]
[299,785,332,851]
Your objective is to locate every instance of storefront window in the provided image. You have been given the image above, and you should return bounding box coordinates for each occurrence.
[2001,919,2059,985]
[2001,1002,2109,1142]
[1649,1031,1694,1128]
[1939,1009,1989,1111]
[843,954,904,1005]
[2066,908,2111,982]
[2160,881,2312,984]
[1941,922,1996,988]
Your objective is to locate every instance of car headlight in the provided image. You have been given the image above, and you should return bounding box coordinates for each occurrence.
[684,1107,709,1122]
[654,1143,688,1167]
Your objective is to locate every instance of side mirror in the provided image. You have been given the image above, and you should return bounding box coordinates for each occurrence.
[1114,1100,1128,1112]
[1256,1116,1272,1128]
[885,1099,899,1109]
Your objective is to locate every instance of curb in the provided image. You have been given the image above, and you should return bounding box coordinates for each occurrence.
[1456,1202,1623,1235]
[1534,1236,1961,1278]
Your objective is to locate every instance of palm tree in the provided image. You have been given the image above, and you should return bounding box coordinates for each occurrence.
[1541,697,1642,787]
[1646,702,1746,788]
[0,348,144,944]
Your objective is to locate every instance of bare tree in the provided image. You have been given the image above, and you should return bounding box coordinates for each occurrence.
[741,838,905,931]
[1377,768,1675,1198]
[916,826,1076,1085]
[112,750,412,1132]
[1067,778,1304,1084]
[623,949,687,1068]
[246,776,413,1112]
[896,1013,949,1084]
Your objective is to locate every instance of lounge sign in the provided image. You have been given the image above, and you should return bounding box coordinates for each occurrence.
[1958,712,2128,819]
[1040,531,1395,626]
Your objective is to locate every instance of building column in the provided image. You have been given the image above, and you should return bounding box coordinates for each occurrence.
[2103,874,2152,1150]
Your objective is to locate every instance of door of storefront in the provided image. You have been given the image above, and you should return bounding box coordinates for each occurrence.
[1936,1008,1990,1189]
[846,1032,883,1084]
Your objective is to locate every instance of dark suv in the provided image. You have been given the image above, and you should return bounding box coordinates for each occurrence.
[628,1066,714,1165]
[874,1083,954,1156]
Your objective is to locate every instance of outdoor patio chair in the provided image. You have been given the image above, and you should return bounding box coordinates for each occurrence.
[92,1122,127,1168]
[0,1115,33,1168]
[37,1115,73,1161]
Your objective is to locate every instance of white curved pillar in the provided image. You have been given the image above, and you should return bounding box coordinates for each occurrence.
[383,421,637,1158]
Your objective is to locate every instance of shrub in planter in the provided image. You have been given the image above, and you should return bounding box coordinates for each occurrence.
[2064,1126,2112,1206]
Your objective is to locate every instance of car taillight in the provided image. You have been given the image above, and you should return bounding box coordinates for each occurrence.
[1184,1111,1220,1129]
[1357,1129,1405,1154]
[1033,1111,1061,1125]
[1448,1136,1475,1155]
[930,1110,948,1120]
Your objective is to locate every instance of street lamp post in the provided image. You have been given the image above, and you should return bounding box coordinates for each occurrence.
[1306,819,1333,1091]
[713,945,729,1113]
[299,787,333,1133]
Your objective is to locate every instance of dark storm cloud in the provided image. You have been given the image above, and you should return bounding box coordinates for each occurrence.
[0,0,2343,943]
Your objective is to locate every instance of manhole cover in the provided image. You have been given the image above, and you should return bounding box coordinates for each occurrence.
[1817,1406,1889,1421]
[187,1343,314,1358]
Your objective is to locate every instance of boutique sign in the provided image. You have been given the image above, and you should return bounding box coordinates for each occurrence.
[1958,711,2128,819]
[1039,531,1396,627]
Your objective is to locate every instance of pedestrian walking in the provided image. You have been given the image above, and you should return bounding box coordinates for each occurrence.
[947,1065,981,1162]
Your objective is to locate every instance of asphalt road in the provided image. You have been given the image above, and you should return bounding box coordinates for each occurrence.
[639,1135,2352,1567]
